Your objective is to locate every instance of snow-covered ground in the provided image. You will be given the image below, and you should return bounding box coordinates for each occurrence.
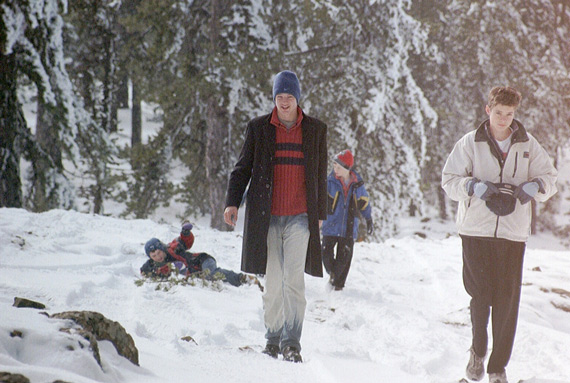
[9,96,570,383]
[1,208,569,383]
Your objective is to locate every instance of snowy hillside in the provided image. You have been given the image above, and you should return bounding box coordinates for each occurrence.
[1,208,569,383]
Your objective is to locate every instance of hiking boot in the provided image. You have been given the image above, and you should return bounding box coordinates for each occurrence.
[489,371,508,383]
[261,344,279,359]
[239,274,264,292]
[466,347,485,381]
[282,346,303,363]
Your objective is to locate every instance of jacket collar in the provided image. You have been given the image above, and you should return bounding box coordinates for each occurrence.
[474,118,529,144]
[328,169,364,183]
[270,106,304,130]
[474,119,529,165]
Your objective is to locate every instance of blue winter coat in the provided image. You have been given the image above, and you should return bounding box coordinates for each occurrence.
[321,170,372,239]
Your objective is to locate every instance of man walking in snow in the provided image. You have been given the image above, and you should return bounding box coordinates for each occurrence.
[442,86,557,383]
[224,70,327,363]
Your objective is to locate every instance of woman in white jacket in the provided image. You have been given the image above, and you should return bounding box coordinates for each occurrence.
[442,86,557,383]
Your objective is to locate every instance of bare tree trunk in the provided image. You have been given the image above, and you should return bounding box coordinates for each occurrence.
[205,0,231,231]
[0,53,24,207]
[131,80,142,170]
[438,186,448,220]
[31,99,64,211]
[103,34,117,133]
[117,72,129,108]
[92,166,104,214]
[205,97,229,230]
[131,81,142,147]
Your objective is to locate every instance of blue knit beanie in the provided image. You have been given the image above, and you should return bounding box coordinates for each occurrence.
[144,238,166,257]
[272,70,301,104]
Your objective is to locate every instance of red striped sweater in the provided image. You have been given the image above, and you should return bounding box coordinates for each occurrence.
[270,106,307,216]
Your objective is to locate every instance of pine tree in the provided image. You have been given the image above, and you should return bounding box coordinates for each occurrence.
[1,0,79,211]
[121,0,273,224]
[64,1,121,214]
[117,0,199,219]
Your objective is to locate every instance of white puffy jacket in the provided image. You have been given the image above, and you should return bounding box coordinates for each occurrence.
[442,119,558,242]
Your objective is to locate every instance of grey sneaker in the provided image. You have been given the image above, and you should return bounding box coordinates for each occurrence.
[489,371,508,383]
[466,347,485,381]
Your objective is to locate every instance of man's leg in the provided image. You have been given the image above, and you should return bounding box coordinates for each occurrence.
[200,257,219,278]
[462,236,493,359]
[332,237,354,289]
[487,240,525,374]
[321,236,338,279]
[263,215,285,348]
[280,213,310,352]
[200,258,242,287]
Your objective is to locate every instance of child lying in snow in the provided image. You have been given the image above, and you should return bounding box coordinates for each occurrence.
[141,223,263,291]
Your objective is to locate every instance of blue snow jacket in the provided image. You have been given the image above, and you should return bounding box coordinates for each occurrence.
[321,170,372,239]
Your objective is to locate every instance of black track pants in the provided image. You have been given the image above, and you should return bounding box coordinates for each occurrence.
[461,235,525,374]
[322,236,354,288]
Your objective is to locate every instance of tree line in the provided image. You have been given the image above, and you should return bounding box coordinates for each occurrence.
[1,0,569,238]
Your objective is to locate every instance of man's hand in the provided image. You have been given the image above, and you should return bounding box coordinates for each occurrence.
[473,181,500,201]
[224,206,238,226]
[181,222,193,236]
[466,177,480,196]
[514,179,545,205]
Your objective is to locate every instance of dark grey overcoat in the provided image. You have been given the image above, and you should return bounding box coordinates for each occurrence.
[225,111,327,277]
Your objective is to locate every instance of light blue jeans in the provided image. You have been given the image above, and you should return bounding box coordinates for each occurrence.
[264,213,310,351]
[201,258,242,287]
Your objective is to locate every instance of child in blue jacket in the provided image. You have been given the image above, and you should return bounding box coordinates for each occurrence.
[321,150,373,290]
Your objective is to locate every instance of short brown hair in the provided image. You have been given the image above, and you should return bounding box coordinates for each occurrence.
[487,86,522,109]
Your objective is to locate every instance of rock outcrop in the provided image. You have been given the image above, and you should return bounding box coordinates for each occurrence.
[0,372,30,383]
[9,298,139,368]
[50,311,139,366]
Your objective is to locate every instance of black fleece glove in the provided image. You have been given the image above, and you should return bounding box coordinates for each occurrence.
[366,218,374,235]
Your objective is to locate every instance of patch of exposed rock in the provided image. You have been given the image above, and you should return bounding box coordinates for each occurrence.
[9,297,139,371]
[50,311,139,366]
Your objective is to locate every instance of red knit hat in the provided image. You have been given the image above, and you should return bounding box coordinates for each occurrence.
[334,149,354,170]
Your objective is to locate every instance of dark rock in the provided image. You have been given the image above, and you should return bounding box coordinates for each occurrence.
[51,311,139,365]
[0,372,30,383]
[12,298,46,310]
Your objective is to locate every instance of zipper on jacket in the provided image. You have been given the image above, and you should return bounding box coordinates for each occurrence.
[488,135,505,238]
[340,190,348,237]
[494,166,502,238]
[512,152,518,178]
